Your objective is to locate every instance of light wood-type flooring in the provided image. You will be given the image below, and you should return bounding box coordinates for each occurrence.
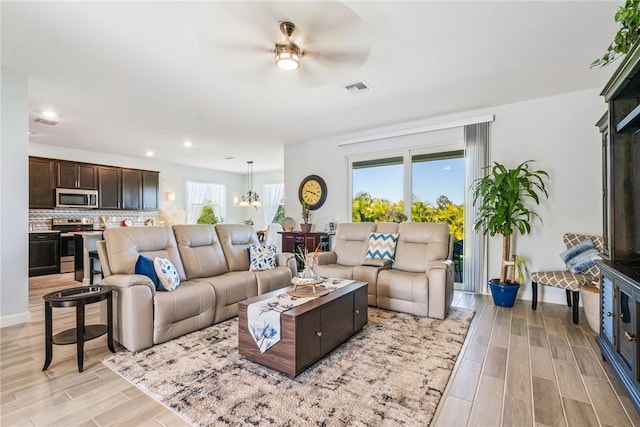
[1,273,639,426]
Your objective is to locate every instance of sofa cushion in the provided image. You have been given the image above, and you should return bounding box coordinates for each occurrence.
[104,226,186,281]
[173,224,229,279]
[215,224,261,272]
[249,244,277,271]
[365,232,399,261]
[154,257,180,291]
[333,222,377,266]
[135,255,159,290]
[153,280,216,343]
[253,266,293,294]
[392,222,450,273]
[194,271,259,323]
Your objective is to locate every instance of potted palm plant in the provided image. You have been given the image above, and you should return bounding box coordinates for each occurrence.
[471,160,549,307]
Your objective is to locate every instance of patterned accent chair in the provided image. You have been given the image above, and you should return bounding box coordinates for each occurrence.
[530,234,604,324]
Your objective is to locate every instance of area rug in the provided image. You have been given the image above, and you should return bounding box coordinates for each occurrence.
[103,307,474,426]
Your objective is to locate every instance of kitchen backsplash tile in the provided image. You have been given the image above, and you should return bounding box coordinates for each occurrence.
[29,209,159,231]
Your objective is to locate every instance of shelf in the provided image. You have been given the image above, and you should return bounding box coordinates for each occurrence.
[616,103,640,133]
[52,324,109,345]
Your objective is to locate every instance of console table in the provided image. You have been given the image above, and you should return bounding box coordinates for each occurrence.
[279,231,331,269]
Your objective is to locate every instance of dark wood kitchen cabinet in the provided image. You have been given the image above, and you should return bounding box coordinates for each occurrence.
[56,161,97,190]
[98,166,121,209]
[29,157,55,209]
[29,232,60,277]
[29,156,159,211]
[142,171,159,210]
[121,169,142,210]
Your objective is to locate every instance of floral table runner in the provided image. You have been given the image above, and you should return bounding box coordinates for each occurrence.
[247,278,356,352]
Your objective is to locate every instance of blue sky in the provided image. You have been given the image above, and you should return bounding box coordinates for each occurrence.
[353,158,465,205]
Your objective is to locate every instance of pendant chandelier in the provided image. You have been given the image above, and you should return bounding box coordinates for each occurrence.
[238,161,261,208]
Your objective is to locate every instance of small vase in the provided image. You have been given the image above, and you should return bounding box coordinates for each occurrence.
[300,223,312,233]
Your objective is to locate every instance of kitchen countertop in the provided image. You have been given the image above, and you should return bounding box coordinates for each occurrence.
[29,230,60,234]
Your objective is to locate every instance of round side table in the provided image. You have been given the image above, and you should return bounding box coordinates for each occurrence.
[42,285,115,373]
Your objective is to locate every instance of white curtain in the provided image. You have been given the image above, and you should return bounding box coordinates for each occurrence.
[464,122,490,293]
[262,183,284,225]
[186,181,227,224]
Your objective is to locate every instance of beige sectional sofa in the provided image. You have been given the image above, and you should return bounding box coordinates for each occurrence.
[314,222,454,319]
[98,224,296,352]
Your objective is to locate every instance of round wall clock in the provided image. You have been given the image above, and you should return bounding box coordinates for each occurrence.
[298,175,327,210]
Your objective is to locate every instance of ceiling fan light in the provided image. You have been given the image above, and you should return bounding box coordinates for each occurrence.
[275,44,301,71]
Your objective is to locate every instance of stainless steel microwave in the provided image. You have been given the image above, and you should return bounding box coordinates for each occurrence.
[55,188,99,208]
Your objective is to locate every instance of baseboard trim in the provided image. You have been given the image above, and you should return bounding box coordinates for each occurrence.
[0,311,31,328]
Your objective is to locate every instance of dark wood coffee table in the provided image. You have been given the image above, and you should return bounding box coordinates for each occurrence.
[238,281,368,377]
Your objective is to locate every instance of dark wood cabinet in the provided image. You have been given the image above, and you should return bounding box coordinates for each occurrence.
[281,232,331,269]
[56,161,97,190]
[29,156,159,211]
[597,41,640,413]
[598,261,640,411]
[121,169,142,210]
[142,171,159,210]
[238,282,368,377]
[98,166,121,209]
[29,157,55,209]
[29,232,60,276]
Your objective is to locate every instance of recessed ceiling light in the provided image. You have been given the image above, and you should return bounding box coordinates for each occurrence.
[145,150,155,157]
[183,140,192,148]
[41,110,58,119]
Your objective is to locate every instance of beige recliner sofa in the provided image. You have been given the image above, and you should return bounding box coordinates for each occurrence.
[376,222,453,319]
[98,224,295,352]
[314,222,454,319]
[314,222,399,305]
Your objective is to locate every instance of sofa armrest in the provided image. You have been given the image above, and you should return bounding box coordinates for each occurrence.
[426,260,454,320]
[101,274,157,293]
[276,252,297,276]
[315,252,337,265]
[426,260,453,275]
[100,274,156,351]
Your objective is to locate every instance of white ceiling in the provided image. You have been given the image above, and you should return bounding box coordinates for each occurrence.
[1,1,621,173]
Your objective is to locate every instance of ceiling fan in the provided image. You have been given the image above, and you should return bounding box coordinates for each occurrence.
[274,21,302,71]
[198,2,372,87]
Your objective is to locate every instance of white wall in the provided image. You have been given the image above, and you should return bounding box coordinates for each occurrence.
[1,69,30,327]
[29,143,248,224]
[284,88,606,305]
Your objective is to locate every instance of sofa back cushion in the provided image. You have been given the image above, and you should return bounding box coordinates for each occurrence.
[376,222,399,234]
[333,222,377,266]
[392,222,450,273]
[215,224,260,272]
[173,224,229,280]
[104,226,186,281]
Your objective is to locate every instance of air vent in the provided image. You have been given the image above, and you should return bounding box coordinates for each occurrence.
[34,117,59,126]
[344,81,371,94]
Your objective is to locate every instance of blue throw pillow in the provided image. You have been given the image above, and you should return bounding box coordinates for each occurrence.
[560,238,602,274]
[135,255,160,290]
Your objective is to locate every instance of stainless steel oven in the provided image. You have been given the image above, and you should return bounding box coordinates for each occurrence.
[51,218,95,273]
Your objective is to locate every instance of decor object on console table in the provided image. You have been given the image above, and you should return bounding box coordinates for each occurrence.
[471,160,549,307]
[300,200,312,233]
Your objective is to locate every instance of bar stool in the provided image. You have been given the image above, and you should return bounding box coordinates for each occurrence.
[88,250,102,284]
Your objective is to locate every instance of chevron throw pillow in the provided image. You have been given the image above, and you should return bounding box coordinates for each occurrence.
[365,233,399,261]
